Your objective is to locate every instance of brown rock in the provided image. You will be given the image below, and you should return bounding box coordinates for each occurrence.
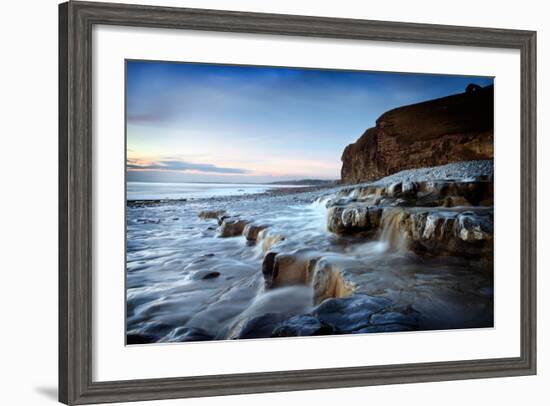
[256,230,286,253]
[327,204,381,234]
[341,85,494,183]
[311,259,355,304]
[262,252,318,289]
[242,224,268,243]
[261,252,355,303]
[218,218,249,238]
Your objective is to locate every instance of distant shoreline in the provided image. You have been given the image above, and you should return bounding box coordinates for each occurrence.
[127,184,336,206]
[127,160,493,207]
[127,179,338,186]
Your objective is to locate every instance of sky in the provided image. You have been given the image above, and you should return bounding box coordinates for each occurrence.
[126,61,493,184]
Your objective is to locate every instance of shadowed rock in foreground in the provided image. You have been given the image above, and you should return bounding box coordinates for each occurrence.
[231,294,421,339]
[341,84,494,183]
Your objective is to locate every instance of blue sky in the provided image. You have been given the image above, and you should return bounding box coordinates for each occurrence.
[126,60,493,183]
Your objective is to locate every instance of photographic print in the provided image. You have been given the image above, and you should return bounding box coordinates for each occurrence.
[125,61,494,345]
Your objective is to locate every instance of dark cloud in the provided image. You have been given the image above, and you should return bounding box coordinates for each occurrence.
[127,159,249,174]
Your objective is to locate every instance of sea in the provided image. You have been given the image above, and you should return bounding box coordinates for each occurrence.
[127,181,305,201]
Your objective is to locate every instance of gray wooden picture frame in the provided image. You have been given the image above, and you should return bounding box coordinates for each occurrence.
[59,1,537,404]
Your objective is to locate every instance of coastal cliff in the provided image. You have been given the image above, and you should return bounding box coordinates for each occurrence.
[341,84,494,183]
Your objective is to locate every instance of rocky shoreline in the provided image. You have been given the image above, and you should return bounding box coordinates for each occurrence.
[127,183,336,209]
[127,160,494,343]
[163,160,494,341]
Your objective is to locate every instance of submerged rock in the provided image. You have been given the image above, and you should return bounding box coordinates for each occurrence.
[192,270,221,280]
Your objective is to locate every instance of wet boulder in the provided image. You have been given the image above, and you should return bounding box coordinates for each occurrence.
[420,212,456,241]
[261,252,278,288]
[262,252,356,303]
[218,218,249,237]
[272,315,333,337]
[233,313,289,339]
[387,182,402,197]
[327,204,381,234]
[234,295,421,338]
[369,305,420,328]
[326,206,346,233]
[402,181,419,195]
[311,294,391,333]
[271,298,421,336]
[217,215,230,226]
[416,180,493,206]
[367,207,383,228]
[311,258,355,303]
[243,223,268,243]
[455,211,493,242]
[442,196,471,207]
[354,306,420,333]
[257,230,286,253]
[404,209,493,257]
[325,196,357,208]
[262,251,319,289]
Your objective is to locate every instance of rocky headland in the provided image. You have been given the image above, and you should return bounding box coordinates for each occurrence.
[341,84,493,183]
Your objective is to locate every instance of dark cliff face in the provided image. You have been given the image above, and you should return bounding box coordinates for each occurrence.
[341,84,494,184]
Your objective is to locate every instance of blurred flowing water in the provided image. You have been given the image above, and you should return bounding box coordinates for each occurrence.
[126,185,493,343]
